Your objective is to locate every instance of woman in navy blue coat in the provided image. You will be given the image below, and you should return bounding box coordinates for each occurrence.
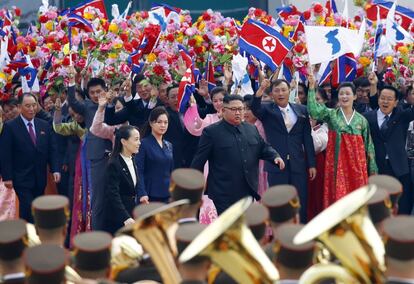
[136,107,174,203]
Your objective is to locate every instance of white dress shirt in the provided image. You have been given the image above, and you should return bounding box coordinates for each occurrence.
[278,104,298,131]
[120,154,137,186]
[377,109,391,128]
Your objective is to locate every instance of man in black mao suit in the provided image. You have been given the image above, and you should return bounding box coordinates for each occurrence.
[364,85,414,214]
[191,95,285,214]
[251,79,316,223]
[0,94,59,222]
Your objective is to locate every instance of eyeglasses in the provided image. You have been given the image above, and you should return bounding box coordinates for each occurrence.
[224,107,245,113]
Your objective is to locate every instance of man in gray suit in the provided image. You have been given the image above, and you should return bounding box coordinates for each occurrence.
[67,67,112,230]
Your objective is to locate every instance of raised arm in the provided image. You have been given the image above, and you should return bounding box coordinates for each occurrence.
[91,94,116,140]
[368,72,379,110]
[307,74,332,122]
[104,79,132,126]
[183,97,210,137]
[67,66,86,115]
[251,79,271,121]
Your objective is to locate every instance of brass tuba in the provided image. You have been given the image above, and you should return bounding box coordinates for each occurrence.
[294,185,386,284]
[117,199,189,284]
[179,197,279,284]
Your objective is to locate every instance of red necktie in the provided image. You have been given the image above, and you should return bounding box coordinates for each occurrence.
[27,122,36,145]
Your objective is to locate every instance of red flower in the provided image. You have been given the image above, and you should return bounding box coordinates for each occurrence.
[77,58,86,69]
[45,35,55,44]
[39,15,48,23]
[293,44,304,54]
[188,38,197,47]
[194,46,203,54]
[303,10,311,20]
[29,40,37,52]
[86,38,97,49]
[123,42,133,52]
[399,58,405,64]
[153,65,165,76]
[31,58,41,69]
[52,42,61,51]
[141,11,149,19]
[62,57,70,66]
[119,33,128,42]
[254,9,263,17]
[61,36,69,45]
[313,3,324,14]
[14,8,21,17]
[165,34,175,42]
[202,13,211,21]
[354,15,361,22]
[131,38,140,49]
[102,21,109,32]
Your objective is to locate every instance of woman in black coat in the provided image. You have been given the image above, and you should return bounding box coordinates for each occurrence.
[103,125,141,235]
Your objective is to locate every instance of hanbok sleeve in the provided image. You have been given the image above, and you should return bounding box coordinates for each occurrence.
[307,89,332,123]
[362,120,378,175]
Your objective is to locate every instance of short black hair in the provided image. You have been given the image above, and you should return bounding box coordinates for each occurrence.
[271,79,290,90]
[379,85,400,100]
[298,82,308,95]
[166,84,179,97]
[18,93,38,104]
[316,87,329,102]
[112,96,125,106]
[353,76,370,88]
[223,95,242,104]
[86,78,106,93]
[210,86,228,100]
[2,97,18,107]
[337,82,356,95]
[243,94,254,108]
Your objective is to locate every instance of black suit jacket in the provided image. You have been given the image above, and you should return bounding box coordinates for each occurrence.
[68,86,112,161]
[103,155,138,234]
[251,97,315,173]
[0,116,58,190]
[364,107,414,177]
[191,120,279,202]
[165,107,199,168]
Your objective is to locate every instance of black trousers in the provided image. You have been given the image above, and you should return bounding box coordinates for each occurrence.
[381,159,413,215]
[14,186,44,223]
[91,156,109,230]
[267,160,308,223]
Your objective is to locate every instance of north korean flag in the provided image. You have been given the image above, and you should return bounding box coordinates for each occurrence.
[366,1,414,30]
[177,45,195,113]
[61,0,108,19]
[239,19,294,72]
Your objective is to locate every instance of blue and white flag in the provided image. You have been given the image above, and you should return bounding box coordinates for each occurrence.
[385,2,413,45]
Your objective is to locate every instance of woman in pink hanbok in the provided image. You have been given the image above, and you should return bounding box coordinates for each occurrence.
[183,85,226,224]
[0,102,19,220]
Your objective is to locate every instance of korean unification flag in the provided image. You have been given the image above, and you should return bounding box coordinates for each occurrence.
[304,26,359,65]
[386,2,413,45]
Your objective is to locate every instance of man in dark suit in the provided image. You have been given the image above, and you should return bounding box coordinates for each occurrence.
[104,74,163,131]
[364,85,414,214]
[67,67,112,230]
[191,95,284,214]
[0,93,59,222]
[251,79,316,223]
[164,84,199,168]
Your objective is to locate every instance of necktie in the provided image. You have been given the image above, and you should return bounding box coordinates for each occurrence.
[282,108,292,132]
[380,115,389,134]
[27,122,36,145]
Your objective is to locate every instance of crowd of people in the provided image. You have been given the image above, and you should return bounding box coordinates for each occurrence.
[0,0,414,283]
